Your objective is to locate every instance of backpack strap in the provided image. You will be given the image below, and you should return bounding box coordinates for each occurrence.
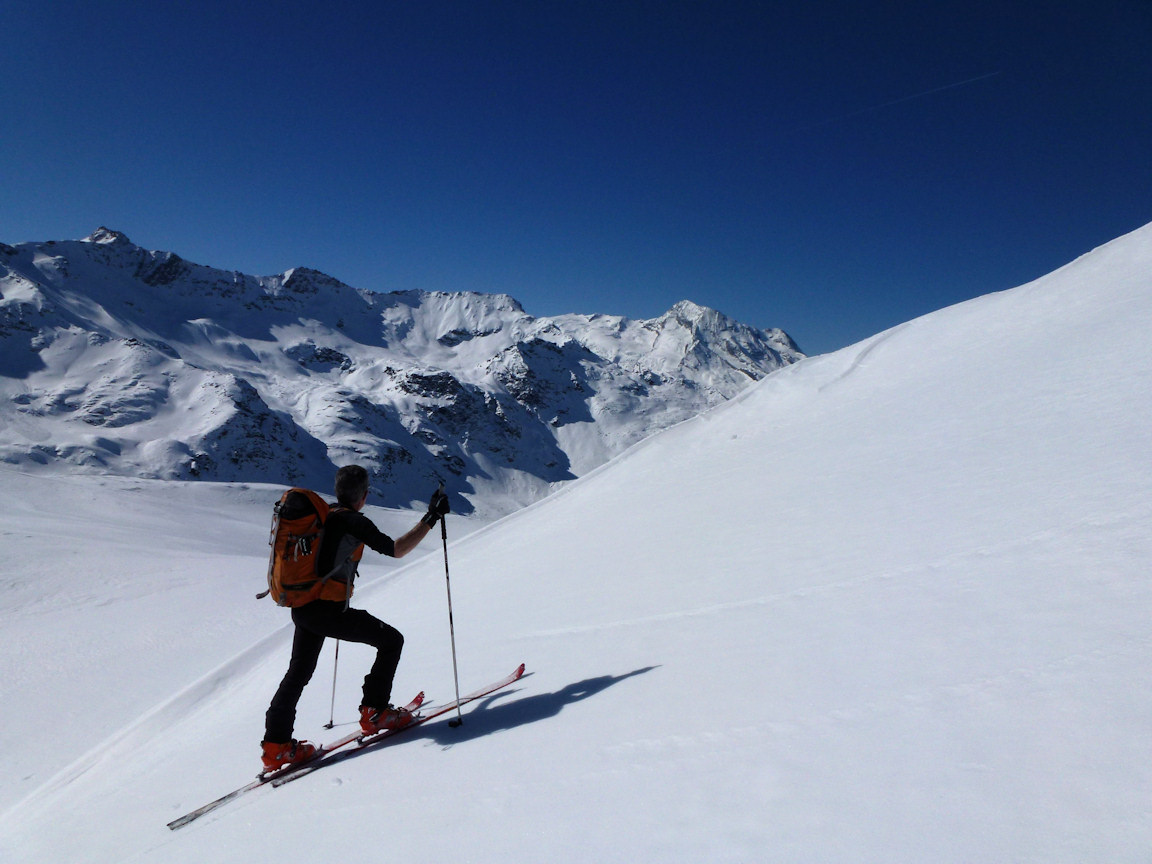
[318,505,364,608]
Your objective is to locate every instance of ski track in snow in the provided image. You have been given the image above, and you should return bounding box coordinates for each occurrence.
[815,319,912,392]
[514,511,1118,639]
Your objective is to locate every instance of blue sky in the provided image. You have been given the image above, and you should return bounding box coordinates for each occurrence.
[4,1,1150,355]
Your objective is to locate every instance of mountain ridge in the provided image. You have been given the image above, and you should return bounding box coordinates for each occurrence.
[0,228,802,516]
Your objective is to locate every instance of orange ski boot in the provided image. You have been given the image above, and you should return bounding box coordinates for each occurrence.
[260,739,317,773]
[359,704,414,735]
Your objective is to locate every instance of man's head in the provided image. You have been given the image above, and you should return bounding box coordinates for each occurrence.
[334,465,370,508]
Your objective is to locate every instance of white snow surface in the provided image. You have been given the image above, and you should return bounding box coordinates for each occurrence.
[1,223,1150,862]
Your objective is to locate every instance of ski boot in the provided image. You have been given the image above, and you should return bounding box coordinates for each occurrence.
[359,703,414,735]
[260,739,317,773]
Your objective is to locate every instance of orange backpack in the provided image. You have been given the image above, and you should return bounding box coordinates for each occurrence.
[259,488,360,607]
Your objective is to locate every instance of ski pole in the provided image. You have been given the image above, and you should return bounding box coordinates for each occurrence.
[324,641,340,729]
[324,568,354,729]
[440,511,465,728]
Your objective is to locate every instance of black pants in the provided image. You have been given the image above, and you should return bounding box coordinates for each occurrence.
[264,600,404,743]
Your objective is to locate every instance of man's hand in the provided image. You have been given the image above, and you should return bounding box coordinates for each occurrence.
[421,487,451,528]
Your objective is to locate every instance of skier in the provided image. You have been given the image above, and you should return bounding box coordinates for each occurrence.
[260,465,450,772]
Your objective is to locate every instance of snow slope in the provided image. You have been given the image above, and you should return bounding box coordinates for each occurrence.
[1,223,1150,862]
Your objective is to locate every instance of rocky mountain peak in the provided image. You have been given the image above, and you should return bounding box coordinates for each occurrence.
[0,231,804,518]
[84,227,132,246]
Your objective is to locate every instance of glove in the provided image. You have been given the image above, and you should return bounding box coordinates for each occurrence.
[421,487,451,528]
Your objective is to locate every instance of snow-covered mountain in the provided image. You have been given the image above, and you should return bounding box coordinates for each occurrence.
[0,223,1148,862]
[0,228,801,516]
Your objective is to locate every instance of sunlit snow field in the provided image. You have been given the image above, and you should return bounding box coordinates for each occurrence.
[2,225,1150,862]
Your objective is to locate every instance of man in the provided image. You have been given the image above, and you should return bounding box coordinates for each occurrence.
[261,465,450,772]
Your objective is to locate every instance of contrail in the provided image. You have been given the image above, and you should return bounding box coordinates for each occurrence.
[790,71,1002,133]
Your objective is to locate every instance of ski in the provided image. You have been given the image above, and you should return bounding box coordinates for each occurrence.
[166,691,425,831]
[270,662,527,788]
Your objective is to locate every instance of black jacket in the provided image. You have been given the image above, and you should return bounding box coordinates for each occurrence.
[317,506,396,589]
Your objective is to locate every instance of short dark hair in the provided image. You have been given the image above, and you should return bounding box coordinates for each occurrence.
[334,465,370,507]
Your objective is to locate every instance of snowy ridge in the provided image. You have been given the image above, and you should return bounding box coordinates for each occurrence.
[0,222,1149,862]
[0,230,802,517]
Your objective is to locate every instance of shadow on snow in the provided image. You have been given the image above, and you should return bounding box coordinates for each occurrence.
[324,666,658,767]
[421,666,659,746]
